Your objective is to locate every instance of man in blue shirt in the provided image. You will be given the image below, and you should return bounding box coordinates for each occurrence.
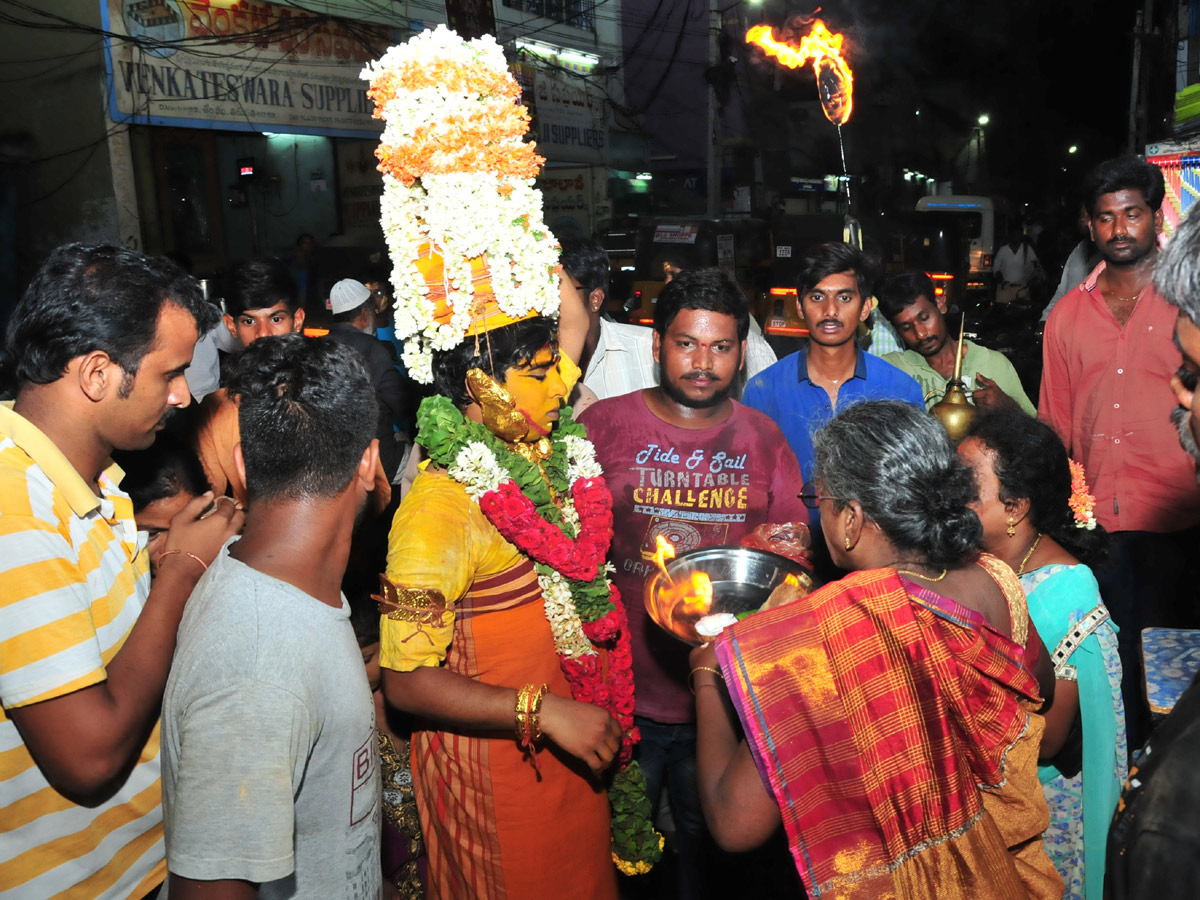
[743,242,924,494]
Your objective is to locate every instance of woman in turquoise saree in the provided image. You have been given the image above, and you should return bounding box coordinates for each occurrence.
[962,410,1126,900]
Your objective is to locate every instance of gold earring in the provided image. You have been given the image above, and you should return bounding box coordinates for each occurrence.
[844,536,852,550]
[1006,516,1016,537]
[465,368,527,442]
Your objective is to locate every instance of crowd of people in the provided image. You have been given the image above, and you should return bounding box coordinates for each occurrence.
[2,31,1200,900]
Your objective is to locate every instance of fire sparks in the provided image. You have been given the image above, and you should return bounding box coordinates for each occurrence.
[745,21,854,125]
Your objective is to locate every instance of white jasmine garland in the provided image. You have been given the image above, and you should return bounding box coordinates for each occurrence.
[563,434,603,481]
[425,400,609,664]
[560,494,580,535]
[538,569,595,660]
[447,442,507,499]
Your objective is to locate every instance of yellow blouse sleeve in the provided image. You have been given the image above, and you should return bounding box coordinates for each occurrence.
[379,467,522,671]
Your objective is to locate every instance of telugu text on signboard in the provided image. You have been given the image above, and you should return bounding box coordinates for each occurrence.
[532,72,607,165]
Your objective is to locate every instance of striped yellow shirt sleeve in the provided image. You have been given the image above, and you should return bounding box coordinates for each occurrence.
[0,514,113,709]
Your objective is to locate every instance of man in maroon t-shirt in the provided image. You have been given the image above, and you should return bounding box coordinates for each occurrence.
[579,268,807,899]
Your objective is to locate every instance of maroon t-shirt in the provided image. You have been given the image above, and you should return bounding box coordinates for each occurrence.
[579,391,809,723]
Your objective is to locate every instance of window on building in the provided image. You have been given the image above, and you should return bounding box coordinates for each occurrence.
[503,0,594,32]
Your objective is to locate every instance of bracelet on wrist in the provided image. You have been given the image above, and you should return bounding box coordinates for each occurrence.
[689,665,724,695]
[514,682,548,750]
[155,549,209,574]
[529,683,546,742]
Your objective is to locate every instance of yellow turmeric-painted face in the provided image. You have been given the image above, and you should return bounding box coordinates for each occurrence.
[498,346,567,440]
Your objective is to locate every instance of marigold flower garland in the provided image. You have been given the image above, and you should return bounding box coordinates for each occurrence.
[1067,459,1097,530]
[418,395,664,873]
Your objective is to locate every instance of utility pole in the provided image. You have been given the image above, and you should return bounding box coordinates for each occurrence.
[1127,0,1154,153]
[707,0,720,218]
[1128,10,1143,153]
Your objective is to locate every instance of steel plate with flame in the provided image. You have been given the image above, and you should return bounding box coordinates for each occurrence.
[644,546,812,646]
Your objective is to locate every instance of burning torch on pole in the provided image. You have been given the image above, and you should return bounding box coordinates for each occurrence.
[745,18,861,247]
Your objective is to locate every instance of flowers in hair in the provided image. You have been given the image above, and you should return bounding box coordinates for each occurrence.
[1067,459,1097,530]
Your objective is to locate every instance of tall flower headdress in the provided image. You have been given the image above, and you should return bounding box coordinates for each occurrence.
[362,26,560,383]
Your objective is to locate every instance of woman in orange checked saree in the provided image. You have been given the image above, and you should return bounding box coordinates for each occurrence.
[690,401,1064,900]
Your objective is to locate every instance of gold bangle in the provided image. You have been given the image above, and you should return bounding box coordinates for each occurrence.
[515,683,536,744]
[689,665,724,695]
[529,683,548,742]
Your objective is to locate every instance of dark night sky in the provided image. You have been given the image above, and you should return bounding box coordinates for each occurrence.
[620,0,1168,218]
[815,0,1152,205]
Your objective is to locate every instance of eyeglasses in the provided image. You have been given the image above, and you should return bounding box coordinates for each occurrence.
[798,490,844,509]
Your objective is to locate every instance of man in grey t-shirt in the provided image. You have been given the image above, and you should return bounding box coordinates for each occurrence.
[162,334,384,900]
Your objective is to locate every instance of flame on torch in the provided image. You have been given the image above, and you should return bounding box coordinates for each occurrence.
[745,21,854,125]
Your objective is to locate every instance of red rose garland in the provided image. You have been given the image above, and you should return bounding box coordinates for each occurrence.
[478,476,636,763]
[478,477,613,581]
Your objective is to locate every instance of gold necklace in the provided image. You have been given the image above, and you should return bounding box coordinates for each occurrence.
[896,566,948,582]
[1017,532,1043,575]
[1111,285,1146,303]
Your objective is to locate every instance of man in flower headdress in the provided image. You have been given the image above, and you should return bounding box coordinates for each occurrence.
[363,27,659,899]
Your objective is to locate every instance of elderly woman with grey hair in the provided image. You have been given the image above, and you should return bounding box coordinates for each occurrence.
[689,400,1061,900]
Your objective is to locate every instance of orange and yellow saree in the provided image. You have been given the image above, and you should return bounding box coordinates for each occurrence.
[714,557,1062,900]
[379,468,615,900]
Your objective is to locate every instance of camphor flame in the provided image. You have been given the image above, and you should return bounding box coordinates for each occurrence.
[648,537,715,624]
[678,573,714,614]
[745,21,854,125]
[652,535,676,583]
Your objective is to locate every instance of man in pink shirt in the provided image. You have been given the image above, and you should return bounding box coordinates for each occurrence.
[1041,155,1200,748]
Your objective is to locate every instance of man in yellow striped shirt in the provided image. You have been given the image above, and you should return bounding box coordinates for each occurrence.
[0,244,243,899]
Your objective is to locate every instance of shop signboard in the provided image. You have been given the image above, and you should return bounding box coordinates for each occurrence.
[101,0,397,137]
[532,72,606,165]
[537,166,601,238]
[336,140,385,238]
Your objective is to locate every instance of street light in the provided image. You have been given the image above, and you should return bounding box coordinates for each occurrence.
[972,115,989,191]
[1068,145,1078,154]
